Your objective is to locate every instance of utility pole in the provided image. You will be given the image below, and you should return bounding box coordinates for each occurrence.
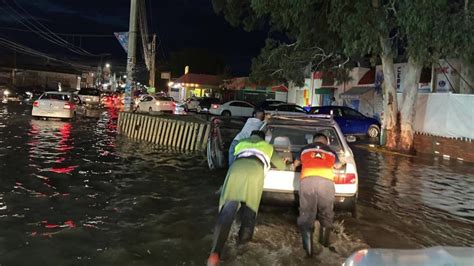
[149,34,157,89]
[125,0,138,112]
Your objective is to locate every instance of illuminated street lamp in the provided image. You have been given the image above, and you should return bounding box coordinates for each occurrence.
[123,75,127,79]
[105,63,111,68]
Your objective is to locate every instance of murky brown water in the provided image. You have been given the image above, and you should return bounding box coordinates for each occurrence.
[0,104,472,265]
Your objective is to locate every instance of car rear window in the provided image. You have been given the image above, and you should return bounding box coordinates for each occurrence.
[265,125,343,154]
[41,93,71,101]
[78,88,100,96]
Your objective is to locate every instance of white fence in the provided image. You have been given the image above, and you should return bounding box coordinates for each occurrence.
[399,93,474,139]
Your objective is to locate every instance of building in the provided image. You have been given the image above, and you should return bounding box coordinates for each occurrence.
[0,67,95,90]
[222,77,288,104]
[168,73,221,102]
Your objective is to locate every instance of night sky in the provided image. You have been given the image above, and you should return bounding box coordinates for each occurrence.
[0,0,267,76]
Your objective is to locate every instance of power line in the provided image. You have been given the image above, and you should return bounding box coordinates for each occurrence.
[0,0,101,57]
[0,26,116,37]
[0,36,95,72]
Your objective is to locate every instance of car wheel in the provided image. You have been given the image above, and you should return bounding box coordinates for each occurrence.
[221,110,231,117]
[368,124,380,138]
[70,112,77,121]
[135,106,140,113]
[184,105,189,112]
[149,107,153,114]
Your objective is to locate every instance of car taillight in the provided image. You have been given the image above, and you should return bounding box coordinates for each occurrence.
[64,103,74,110]
[172,102,177,107]
[211,104,220,109]
[33,101,39,107]
[334,173,356,184]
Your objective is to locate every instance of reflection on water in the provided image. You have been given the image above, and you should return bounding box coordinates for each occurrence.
[354,145,474,246]
[0,104,472,265]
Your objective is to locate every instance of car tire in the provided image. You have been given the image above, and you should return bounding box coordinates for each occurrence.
[70,112,77,121]
[221,110,231,117]
[149,107,153,114]
[184,105,189,112]
[368,124,380,138]
[135,106,140,113]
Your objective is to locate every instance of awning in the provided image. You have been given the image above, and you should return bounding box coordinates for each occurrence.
[271,85,288,92]
[315,87,335,95]
[340,86,373,99]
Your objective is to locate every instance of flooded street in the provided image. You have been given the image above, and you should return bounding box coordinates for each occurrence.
[0,104,473,265]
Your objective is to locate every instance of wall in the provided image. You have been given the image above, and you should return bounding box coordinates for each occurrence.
[398,93,474,139]
[414,134,474,163]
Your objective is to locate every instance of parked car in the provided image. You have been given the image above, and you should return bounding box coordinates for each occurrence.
[256,99,286,110]
[265,103,308,116]
[77,87,101,107]
[32,91,84,120]
[309,106,381,138]
[183,96,202,112]
[197,97,221,113]
[209,100,255,117]
[137,95,176,113]
[261,115,358,216]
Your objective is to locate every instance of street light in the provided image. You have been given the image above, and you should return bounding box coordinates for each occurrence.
[123,75,127,79]
[105,63,111,68]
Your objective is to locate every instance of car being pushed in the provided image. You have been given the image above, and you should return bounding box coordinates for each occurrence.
[310,106,381,138]
[32,91,84,120]
[261,115,358,216]
[137,95,176,114]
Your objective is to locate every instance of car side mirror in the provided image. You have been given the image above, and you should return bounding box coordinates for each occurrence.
[346,135,356,143]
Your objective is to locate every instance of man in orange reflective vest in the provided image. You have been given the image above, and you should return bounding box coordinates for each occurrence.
[293,132,343,257]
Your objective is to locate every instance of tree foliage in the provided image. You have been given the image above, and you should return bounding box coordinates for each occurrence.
[213,0,346,86]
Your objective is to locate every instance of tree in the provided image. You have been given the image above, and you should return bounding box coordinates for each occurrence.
[213,0,346,86]
[331,0,471,152]
[214,0,472,153]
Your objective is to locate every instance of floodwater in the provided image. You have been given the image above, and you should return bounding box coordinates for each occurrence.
[0,104,472,265]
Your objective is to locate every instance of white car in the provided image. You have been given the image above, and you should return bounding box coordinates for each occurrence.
[77,88,101,106]
[265,103,308,116]
[209,100,255,117]
[261,115,358,216]
[32,91,83,120]
[137,95,176,113]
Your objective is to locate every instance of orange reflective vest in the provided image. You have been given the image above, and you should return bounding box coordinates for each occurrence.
[300,146,336,181]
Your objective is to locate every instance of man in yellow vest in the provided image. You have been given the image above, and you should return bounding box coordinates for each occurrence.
[293,133,343,257]
[207,130,287,266]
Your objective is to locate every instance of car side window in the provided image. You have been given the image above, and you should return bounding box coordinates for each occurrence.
[230,102,251,107]
[343,108,364,118]
[331,108,343,117]
[143,96,153,102]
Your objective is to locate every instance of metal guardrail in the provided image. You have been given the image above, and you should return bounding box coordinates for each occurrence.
[118,112,211,151]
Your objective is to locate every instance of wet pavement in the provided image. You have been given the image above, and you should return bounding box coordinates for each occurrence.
[0,104,472,265]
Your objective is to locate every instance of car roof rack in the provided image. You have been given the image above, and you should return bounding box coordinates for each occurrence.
[268,114,336,126]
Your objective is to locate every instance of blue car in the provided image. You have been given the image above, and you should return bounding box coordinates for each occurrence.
[309,106,381,138]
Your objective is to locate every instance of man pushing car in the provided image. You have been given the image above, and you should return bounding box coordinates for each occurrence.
[293,132,343,257]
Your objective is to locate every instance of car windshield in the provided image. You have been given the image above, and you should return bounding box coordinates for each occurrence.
[78,88,100,96]
[41,93,71,101]
[265,125,344,155]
